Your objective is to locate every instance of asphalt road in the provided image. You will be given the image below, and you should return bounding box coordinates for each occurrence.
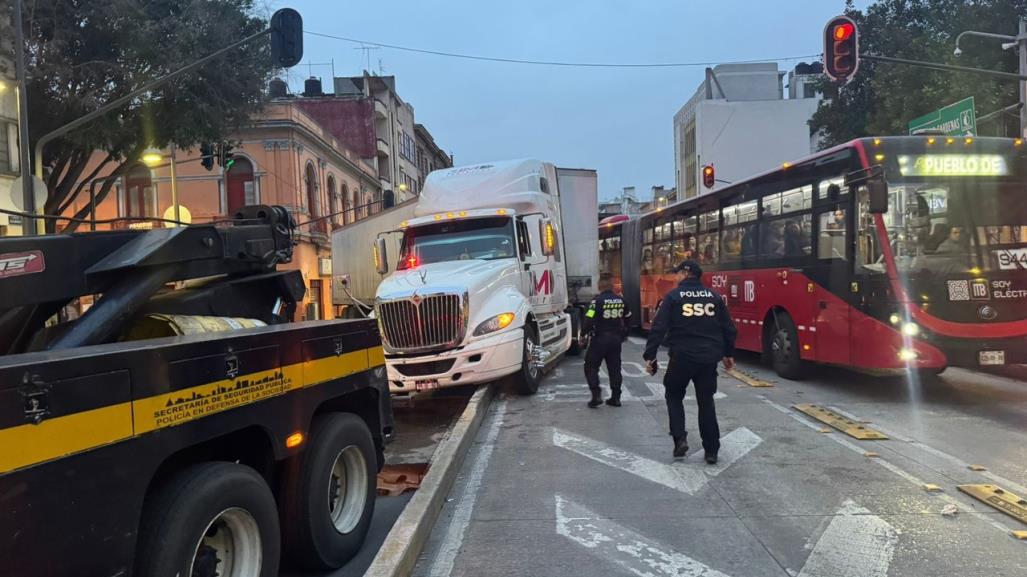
[411,338,1027,577]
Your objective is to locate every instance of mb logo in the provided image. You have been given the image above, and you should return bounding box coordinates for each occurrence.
[744,280,756,303]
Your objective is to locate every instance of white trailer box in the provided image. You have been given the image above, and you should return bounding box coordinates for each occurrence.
[331,201,418,314]
[555,167,599,304]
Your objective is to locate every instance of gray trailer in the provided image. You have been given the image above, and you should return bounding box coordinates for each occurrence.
[555,167,599,305]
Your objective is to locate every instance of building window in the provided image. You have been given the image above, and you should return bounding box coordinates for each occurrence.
[304,162,319,216]
[327,175,339,227]
[225,157,256,215]
[0,121,16,174]
[122,164,155,219]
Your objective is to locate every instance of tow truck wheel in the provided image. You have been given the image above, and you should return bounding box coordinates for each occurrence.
[770,313,806,380]
[280,413,377,570]
[512,325,543,395]
[135,462,279,577]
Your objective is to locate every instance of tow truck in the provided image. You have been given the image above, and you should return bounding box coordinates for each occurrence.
[0,205,392,577]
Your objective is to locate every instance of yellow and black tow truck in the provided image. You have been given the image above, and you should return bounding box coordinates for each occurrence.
[0,205,393,577]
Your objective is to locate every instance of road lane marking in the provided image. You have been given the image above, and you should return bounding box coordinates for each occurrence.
[555,495,733,577]
[552,427,760,494]
[628,336,648,346]
[553,428,707,494]
[793,404,888,440]
[761,396,1025,541]
[826,405,1027,498]
[797,499,898,577]
[425,399,507,577]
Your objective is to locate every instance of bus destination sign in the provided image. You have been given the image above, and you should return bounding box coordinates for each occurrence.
[897,154,1008,177]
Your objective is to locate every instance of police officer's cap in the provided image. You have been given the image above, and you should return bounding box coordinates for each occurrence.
[673,260,703,277]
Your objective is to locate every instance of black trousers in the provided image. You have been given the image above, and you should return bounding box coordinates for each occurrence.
[664,355,721,454]
[584,332,622,397]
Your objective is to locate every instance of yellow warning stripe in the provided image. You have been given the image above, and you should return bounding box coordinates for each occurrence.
[0,346,383,476]
[957,484,1027,526]
[724,368,774,387]
[793,404,888,440]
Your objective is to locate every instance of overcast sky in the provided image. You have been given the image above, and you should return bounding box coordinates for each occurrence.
[274,0,871,200]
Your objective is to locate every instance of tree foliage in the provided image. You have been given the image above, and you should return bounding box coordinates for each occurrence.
[811,0,1027,148]
[20,0,275,231]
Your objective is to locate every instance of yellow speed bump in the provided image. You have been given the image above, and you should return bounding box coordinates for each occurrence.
[793,404,888,440]
[957,484,1027,526]
[1013,530,1027,540]
[725,368,774,387]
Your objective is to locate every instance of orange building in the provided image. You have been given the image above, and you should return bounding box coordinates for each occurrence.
[61,101,382,320]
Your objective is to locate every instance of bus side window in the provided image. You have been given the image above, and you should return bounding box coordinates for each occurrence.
[818,209,848,260]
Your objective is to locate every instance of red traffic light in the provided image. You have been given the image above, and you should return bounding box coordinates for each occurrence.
[702,165,715,189]
[833,22,854,41]
[823,15,859,83]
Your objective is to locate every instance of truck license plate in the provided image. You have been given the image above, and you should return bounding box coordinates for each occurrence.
[415,379,440,391]
[979,350,1005,366]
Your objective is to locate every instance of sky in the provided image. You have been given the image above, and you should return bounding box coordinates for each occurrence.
[272,0,871,201]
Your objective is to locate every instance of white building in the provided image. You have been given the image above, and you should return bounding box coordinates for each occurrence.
[673,62,823,200]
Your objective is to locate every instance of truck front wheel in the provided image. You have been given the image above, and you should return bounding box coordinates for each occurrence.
[511,325,543,395]
[135,462,280,577]
[280,413,377,570]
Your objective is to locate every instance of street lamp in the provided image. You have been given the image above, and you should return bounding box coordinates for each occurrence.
[954,24,1027,136]
[141,148,164,167]
[139,145,182,225]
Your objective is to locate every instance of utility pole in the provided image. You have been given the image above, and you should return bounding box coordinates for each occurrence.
[952,21,1027,136]
[13,0,35,235]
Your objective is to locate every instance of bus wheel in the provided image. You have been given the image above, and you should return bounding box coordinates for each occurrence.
[135,462,280,577]
[280,413,377,570]
[511,325,542,395]
[770,313,806,380]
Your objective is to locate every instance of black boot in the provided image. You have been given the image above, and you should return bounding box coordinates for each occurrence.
[605,395,621,407]
[588,391,603,408]
[673,436,689,458]
[704,452,718,465]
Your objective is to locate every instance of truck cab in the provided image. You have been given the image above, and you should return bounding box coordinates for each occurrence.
[373,159,593,395]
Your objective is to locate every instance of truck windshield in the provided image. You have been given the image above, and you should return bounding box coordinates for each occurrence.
[398,216,516,269]
[882,181,1027,275]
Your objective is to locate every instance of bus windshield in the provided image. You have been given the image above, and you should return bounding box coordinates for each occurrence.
[398,216,516,269]
[881,181,1027,275]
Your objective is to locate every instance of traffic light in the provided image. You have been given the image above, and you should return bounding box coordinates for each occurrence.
[218,142,236,172]
[271,8,303,68]
[702,165,715,189]
[824,15,859,83]
[200,143,214,171]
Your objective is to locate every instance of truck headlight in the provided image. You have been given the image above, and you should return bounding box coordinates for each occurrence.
[901,322,920,337]
[473,312,516,336]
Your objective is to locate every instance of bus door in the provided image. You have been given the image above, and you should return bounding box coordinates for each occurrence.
[812,190,854,365]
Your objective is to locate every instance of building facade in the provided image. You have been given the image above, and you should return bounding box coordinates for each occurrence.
[291,73,451,207]
[673,63,822,200]
[61,100,381,321]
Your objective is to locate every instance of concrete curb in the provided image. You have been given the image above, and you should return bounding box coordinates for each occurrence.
[364,383,498,577]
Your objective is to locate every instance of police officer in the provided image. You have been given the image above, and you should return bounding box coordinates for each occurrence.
[643,260,736,462]
[582,275,632,408]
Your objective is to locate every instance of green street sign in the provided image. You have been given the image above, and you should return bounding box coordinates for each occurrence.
[908,97,976,136]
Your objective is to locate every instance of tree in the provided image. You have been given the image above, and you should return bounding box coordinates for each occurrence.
[810,0,1027,148]
[19,0,275,231]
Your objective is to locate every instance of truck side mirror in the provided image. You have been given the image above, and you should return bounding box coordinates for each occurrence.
[867,176,888,214]
[373,237,389,274]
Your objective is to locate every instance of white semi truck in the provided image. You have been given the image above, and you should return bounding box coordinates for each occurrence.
[369,160,598,395]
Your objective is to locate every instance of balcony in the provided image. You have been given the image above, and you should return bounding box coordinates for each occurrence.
[376,138,390,158]
[374,98,388,120]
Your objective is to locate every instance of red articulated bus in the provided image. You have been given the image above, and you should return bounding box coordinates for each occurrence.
[601,136,1027,379]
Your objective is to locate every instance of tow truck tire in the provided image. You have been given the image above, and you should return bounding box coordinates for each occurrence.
[770,313,806,380]
[280,413,377,570]
[135,462,280,577]
[567,308,583,356]
[512,325,543,395]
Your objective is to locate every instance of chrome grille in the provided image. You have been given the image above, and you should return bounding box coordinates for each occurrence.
[376,293,465,352]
